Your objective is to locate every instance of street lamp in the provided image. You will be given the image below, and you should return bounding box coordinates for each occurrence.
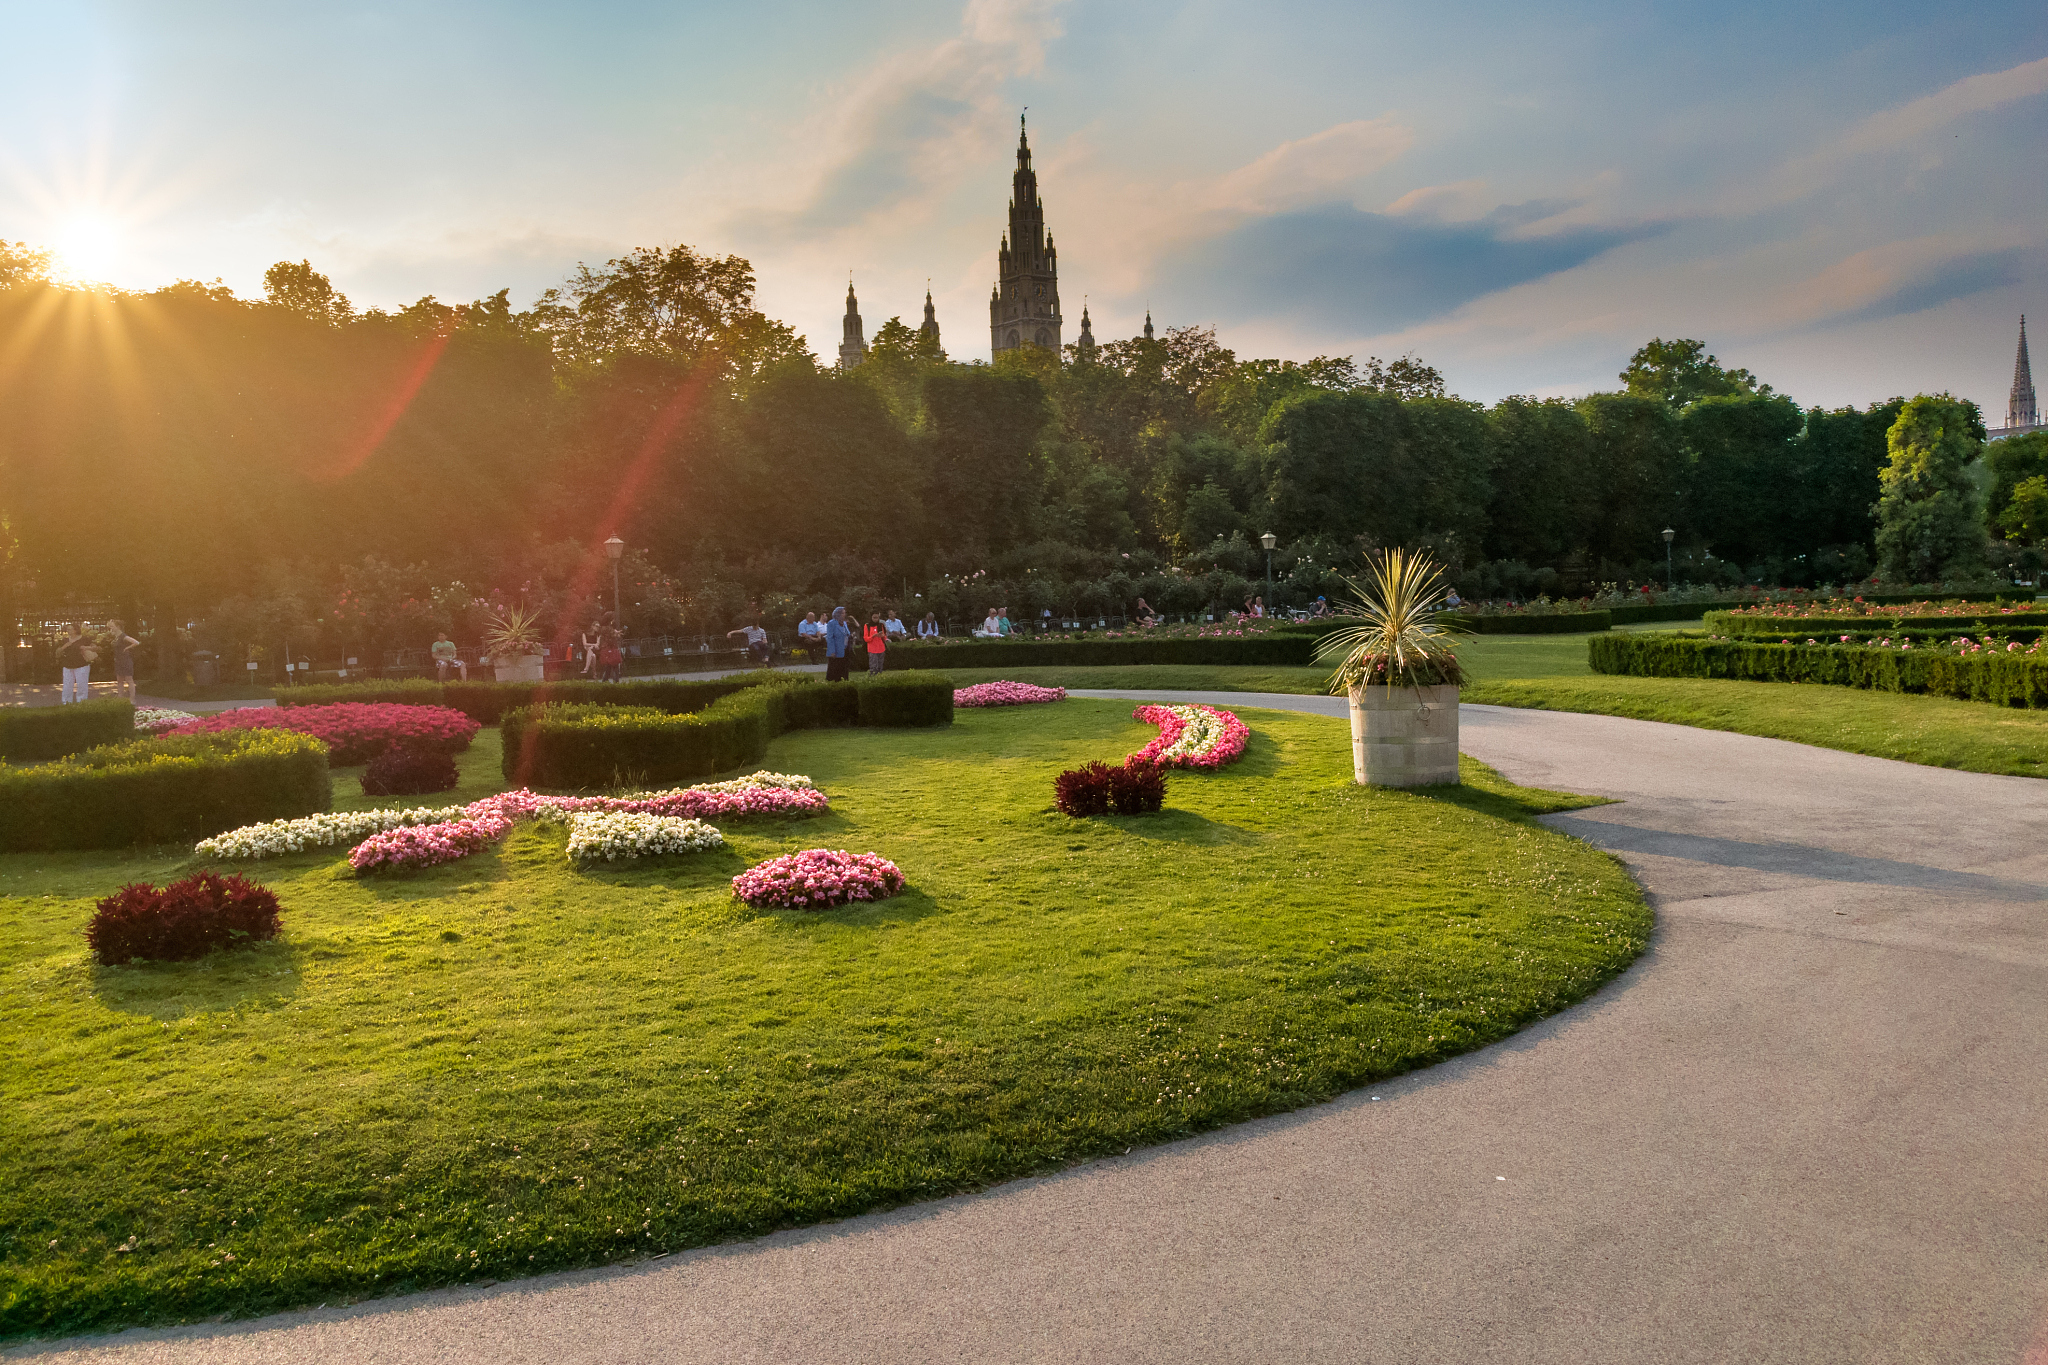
[1661,527,1676,591]
[604,535,626,628]
[1259,532,1278,610]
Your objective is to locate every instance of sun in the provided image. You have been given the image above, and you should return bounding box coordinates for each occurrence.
[51,214,124,284]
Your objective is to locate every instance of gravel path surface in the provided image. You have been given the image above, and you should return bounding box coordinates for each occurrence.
[17,695,2048,1364]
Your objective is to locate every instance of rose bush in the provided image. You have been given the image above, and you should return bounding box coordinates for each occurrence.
[732,848,904,909]
[165,703,480,765]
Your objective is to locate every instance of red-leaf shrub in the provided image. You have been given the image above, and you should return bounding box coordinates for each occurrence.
[1054,761,1112,817]
[1106,760,1167,815]
[360,745,460,797]
[86,872,283,965]
[165,703,479,765]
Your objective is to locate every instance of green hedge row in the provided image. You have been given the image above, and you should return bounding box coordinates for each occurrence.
[0,731,331,851]
[1704,607,2048,638]
[1588,633,2048,707]
[886,635,1317,670]
[501,672,954,788]
[0,699,135,762]
[1441,610,1612,634]
[283,675,773,725]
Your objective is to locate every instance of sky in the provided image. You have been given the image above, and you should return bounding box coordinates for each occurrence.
[6,0,2048,414]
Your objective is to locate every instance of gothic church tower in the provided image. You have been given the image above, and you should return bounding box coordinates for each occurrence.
[990,116,1061,356]
[2010,315,2039,433]
[837,281,866,371]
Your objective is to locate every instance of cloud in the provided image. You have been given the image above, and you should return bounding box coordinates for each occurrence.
[1160,202,1665,333]
[1208,118,1413,213]
[1790,236,2028,328]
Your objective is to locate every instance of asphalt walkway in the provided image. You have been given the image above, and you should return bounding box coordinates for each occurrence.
[16,695,2048,1363]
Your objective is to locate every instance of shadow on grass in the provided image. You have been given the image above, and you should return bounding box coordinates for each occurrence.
[91,938,305,1019]
[1408,755,1615,823]
[1104,808,1263,846]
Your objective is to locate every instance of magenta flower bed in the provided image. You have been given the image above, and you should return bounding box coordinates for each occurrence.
[732,848,905,910]
[953,680,1067,707]
[1129,703,1250,770]
[166,703,480,765]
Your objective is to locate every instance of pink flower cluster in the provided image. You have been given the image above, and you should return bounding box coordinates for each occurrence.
[954,680,1067,707]
[349,816,507,873]
[732,848,905,910]
[166,703,479,765]
[1129,703,1251,770]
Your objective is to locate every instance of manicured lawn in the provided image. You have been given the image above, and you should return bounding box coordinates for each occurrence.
[0,700,1645,1336]
[946,627,2048,778]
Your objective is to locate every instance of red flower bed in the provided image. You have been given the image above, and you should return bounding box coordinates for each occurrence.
[87,872,283,964]
[166,703,479,765]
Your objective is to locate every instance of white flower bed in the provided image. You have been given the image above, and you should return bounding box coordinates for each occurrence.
[134,707,202,733]
[564,811,724,864]
[194,806,471,860]
[686,771,815,794]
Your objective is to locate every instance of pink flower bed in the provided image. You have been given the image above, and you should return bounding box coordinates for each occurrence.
[166,703,479,765]
[954,680,1067,707]
[732,848,905,910]
[349,816,509,873]
[1129,703,1250,770]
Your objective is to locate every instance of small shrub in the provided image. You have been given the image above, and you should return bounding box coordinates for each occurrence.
[1054,762,1112,817]
[87,872,283,965]
[360,745,460,797]
[1107,760,1167,814]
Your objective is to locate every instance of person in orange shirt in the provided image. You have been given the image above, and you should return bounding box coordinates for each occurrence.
[862,613,888,674]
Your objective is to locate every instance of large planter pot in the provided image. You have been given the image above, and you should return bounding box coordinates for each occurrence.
[1348,683,1459,787]
[493,654,545,683]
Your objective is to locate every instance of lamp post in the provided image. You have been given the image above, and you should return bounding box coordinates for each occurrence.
[1661,527,1675,591]
[604,535,625,629]
[1260,531,1277,609]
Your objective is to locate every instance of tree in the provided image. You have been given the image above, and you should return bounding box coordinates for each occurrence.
[1577,393,1685,568]
[1789,399,1902,553]
[1484,397,1594,564]
[1680,394,1804,566]
[532,243,807,379]
[1984,430,2048,532]
[1996,475,2048,544]
[1875,394,1989,582]
[263,259,353,324]
[1360,353,1446,400]
[1621,338,1769,407]
[1,240,53,289]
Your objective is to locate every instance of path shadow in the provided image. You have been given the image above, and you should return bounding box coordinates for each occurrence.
[91,938,306,1020]
[1546,814,2048,901]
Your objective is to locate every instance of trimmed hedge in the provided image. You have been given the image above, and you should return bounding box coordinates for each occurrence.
[1588,633,2048,707]
[1704,607,2048,638]
[886,635,1317,671]
[1441,610,1612,634]
[284,675,772,725]
[501,674,953,788]
[0,731,331,851]
[0,699,136,762]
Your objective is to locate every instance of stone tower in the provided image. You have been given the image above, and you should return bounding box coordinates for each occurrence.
[1143,309,1155,341]
[837,280,866,371]
[2010,315,2038,432]
[1075,301,1096,360]
[989,115,1061,357]
[920,288,940,351]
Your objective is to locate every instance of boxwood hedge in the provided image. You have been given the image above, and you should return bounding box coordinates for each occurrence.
[1704,606,2048,638]
[1588,632,2048,707]
[0,698,135,762]
[283,675,772,725]
[500,673,952,788]
[0,730,331,851]
[1440,610,1611,634]
[886,635,1316,670]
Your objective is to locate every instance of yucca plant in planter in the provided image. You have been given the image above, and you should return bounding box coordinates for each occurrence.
[1317,549,1465,786]
[482,604,547,683]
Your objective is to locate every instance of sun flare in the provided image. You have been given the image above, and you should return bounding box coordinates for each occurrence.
[51,214,124,283]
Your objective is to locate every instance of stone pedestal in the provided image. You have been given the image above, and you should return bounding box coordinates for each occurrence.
[1348,684,1460,786]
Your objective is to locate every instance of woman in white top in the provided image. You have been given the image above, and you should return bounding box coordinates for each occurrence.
[973,609,1003,639]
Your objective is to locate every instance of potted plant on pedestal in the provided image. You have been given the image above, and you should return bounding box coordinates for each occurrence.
[1318,549,1464,787]
[483,604,546,683]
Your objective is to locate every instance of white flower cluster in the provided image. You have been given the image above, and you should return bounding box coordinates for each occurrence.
[134,707,201,733]
[195,805,470,860]
[564,811,724,864]
[679,771,816,795]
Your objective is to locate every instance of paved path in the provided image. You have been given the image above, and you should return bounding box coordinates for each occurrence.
[17,696,2048,1364]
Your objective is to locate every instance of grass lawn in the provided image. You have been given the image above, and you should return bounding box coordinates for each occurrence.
[0,700,1646,1336]
[945,627,2048,778]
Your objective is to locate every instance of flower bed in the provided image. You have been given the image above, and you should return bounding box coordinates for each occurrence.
[953,680,1067,707]
[563,811,724,864]
[1129,704,1250,769]
[164,703,480,765]
[732,848,905,909]
[133,707,201,734]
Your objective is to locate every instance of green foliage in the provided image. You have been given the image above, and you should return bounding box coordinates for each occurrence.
[1702,604,2048,636]
[1318,550,1466,690]
[1485,398,1594,564]
[1987,431,2048,538]
[1998,475,2048,543]
[889,635,1317,671]
[0,731,330,851]
[1680,393,1806,565]
[854,671,956,726]
[0,699,135,762]
[1875,395,1989,581]
[1620,337,1769,407]
[1442,611,1613,634]
[1261,390,1487,552]
[287,676,768,725]
[1576,393,1683,565]
[1590,631,2048,707]
[262,260,352,324]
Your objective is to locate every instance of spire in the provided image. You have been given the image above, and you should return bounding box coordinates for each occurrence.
[1143,309,1154,341]
[1076,299,1096,360]
[837,278,865,371]
[2011,315,2039,432]
[919,286,940,349]
[1018,112,1030,170]
[990,109,1061,359]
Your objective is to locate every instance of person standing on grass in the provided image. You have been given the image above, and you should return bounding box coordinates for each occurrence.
[824,607,852,682]
[863,612,889,674]
[56,623,95,704]
[105,620,140,700]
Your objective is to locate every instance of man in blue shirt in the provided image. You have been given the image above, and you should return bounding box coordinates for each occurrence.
[824,607,852,682]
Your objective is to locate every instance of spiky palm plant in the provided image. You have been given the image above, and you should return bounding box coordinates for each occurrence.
[481,603,545,664]
[1318,548,1466,692]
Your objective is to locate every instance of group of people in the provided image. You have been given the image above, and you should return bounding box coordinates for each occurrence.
[785,607,940,681]
[50,621,140,704]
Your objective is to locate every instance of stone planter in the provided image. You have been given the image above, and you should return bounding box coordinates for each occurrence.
[1347,683,1459,786]
[493,654,545,683]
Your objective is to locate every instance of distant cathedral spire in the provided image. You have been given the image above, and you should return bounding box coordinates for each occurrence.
[1076,299,1096,360]
[1143,309,1154,341]
[2010,315,2038,432]
[990,112,1061,357]
[920,286,940,350]
[838,278,865,371]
